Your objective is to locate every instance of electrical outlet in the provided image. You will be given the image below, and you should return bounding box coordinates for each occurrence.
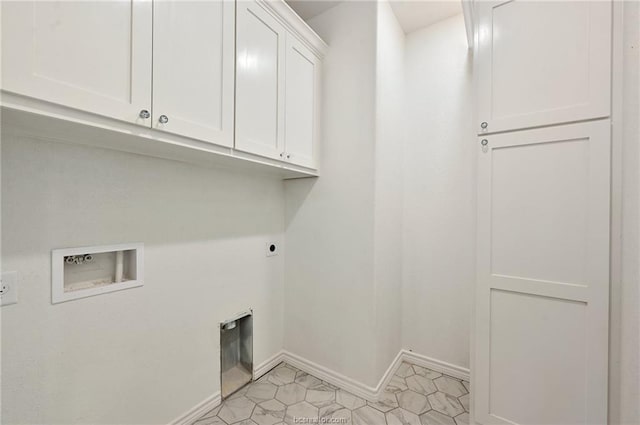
[1,271,18,306]
[266,242,278,257]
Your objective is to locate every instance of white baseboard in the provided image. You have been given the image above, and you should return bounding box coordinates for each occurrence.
[255,350,286,379]
[170,349,470,424]
[374,350,405,398]
[281,350,379,401]
[401,350,470,381]
[168,352,285,425]
[169,391,221,425]
[281,349,470,403]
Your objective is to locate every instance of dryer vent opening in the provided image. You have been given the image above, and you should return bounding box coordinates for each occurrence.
[220,311,253,399]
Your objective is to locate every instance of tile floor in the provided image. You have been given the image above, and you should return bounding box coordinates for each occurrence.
[194,361,470,425]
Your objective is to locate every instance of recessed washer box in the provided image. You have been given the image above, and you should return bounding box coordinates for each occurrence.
[52,243,144,304]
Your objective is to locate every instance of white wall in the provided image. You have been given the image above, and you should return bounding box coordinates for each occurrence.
[283,1,379,387]
[374,0,404,379]
[402,14,475,369]
[284,4,473,387]
[283,0,406,387]
[1,135,285,424]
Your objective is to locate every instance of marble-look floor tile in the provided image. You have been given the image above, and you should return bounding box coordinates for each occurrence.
[396,363,416,378]
[199,405,221,419]
[305,384,336,408]
[433,376,466,398]
[294,372,322,389]
[246,382,278,404]
[387,375,409,393]
[406,375,437,396]
[268,367,297,386]
[336,389,366,410]
[261,400,286,412]
[386,407,421,425]
[275,383,306,405]
[321,381,339,390]
[227,384,250,400]
[412,366,442,380]
[427,392,464,417]
[319,403,345,418]
[353,405,386,425]
[458,394,469,413]
[454,413,469,425]
[284,401,319,425]
[276,362,299,372]
[194,415,227,425]
[218,396,256,424]
[251,399,285,425]
[397,390,430,415]
[419,410,456,425]
[323,405,353,425]
[369,390,399,412]
[193,362,470,425]
[256,373,271,384]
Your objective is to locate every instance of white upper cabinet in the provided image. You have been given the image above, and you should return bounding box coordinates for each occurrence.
[476,0,612,135]
[235,0,325,169]
[284,36,320,169]
[1,1,152,125]
[152,0,235,147]
[1,0,325,175]
[235,1,286,161]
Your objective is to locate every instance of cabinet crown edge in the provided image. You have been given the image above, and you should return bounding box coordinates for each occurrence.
[257,0,328,58]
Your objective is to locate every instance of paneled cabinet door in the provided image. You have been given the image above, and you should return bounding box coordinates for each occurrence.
[152,0,235,147]
[235,1,286,160]
[474,121,610,425]
[476,1,611,135]
[1,1,152,125]
[284,36,319,169]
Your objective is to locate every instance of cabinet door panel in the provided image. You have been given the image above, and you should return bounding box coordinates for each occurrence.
[476,1,611,135]
[474,121,610,424]
[152,0,234,146]
[1,0,152,125]
[284,36,319,169]
[235,1,286,160]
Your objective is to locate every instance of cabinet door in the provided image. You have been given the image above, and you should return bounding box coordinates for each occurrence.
[284,36,319,169]
[152,0,234,147]
[1,1,152,125]
[474,121,610,424]
[235,1,286,160]
[476,1,611,135]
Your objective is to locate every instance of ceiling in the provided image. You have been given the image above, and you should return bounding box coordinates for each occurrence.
[285,0,342,21]
[389,1,462,34]
[285,0,463,34]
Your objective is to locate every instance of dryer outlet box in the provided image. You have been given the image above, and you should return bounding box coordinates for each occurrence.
[266,242,278,257]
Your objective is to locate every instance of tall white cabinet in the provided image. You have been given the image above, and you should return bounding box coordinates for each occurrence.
[472,1,613,424]
[1,0,326,176]
[1,1,152,125]
[235,0,322,169]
